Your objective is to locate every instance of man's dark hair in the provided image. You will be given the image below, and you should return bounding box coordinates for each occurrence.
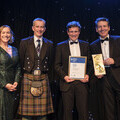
[95,17,110,28]
[66,21,81,31]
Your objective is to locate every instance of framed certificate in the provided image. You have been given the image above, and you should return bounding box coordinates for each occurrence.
[92,54,106,75]
[68,56,87,80]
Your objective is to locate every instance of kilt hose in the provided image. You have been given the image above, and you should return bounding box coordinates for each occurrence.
[18,73,54,116]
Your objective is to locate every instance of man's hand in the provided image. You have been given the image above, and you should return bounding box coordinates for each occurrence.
[104,58,114,66]
[80,74,89,83]
[64,76,75,83]
[96,75,104,79]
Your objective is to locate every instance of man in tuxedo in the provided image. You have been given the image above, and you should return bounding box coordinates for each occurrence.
[18,18,54,120]
[90,17,120,120]
[54,21,92,120]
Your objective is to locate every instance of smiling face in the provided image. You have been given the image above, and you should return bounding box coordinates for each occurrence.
[67,27,80,41]
[96,21,110,39]
[32,20,46,39]
[0,27,11,44]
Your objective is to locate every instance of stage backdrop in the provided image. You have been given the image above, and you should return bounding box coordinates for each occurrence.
[1,0,120,46]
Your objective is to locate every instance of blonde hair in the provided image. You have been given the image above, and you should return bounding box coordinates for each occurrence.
[0,25,14,43]
[33,18,46,26]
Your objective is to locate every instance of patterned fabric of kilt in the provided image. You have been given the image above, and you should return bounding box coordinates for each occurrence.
[18,74,54,116]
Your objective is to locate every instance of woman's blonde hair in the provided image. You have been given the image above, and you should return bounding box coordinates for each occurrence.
[0,25,14,43]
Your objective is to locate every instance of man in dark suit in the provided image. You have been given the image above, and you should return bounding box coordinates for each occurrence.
[18,18,54,120]
[90,17,120,120]
[54,21,92,120]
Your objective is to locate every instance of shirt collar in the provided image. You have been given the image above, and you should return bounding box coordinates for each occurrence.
[99,34,109,40]
[69,39,78,43]
[34,35,43,42]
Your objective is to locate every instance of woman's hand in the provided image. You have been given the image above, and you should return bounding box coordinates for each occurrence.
[5,82,18,91]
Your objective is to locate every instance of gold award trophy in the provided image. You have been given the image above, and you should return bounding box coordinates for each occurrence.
[92,54,106,75]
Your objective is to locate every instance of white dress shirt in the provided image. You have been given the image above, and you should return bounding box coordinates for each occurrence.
[34,35,43,49]
[100,35,110,60]
[69,39,81,56]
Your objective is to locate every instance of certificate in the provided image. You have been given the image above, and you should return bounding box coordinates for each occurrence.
[68,56,87,80]
[92,54,106,75]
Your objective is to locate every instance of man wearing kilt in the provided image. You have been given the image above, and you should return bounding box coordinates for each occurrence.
[18,18,54,120]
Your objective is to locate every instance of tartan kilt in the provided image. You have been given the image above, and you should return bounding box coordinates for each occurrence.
[18,74,54,116]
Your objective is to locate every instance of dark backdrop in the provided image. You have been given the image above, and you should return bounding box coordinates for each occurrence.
[1,0,120,119]
[1,0,120,46]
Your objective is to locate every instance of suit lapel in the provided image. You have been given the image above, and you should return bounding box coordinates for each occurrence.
[109,36,114,58]
[29,37,35,62]
[40,38,47,61]
[79,40,84,56]
[93,39,103,54]
[97,39,102,54]
[65,40,71,56]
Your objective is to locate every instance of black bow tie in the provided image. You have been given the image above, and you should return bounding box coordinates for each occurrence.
[100,37,109,43]
[70,41,78,44]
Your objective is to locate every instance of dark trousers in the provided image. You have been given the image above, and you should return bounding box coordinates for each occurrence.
[103,68,120,120]
[61,81,88,120]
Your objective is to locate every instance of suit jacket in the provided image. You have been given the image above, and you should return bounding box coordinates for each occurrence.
[55,39,92,92]
[19,36,53,74]
[90,35,120,85]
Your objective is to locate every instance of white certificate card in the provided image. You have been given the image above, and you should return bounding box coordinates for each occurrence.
[68,56,87,80]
